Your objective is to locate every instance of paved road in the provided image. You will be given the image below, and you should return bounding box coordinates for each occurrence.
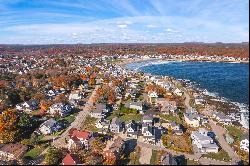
[209,119,241,165]
[52,85,100,148]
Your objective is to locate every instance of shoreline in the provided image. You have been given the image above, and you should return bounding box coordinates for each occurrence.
[116,57,249,128]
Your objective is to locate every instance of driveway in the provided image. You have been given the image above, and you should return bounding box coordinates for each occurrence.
[139,146,152,164]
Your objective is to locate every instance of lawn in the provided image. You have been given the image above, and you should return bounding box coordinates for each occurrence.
[203,149,231,162]
[160,114,182,124]
[81,115,98,132]
[162,133,193,153]
[119,114,142,122]
[187,159,200,165]
[225,126,243,140]
[24,146,44,159]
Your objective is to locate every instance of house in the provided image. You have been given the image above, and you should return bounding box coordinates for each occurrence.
[95,118,110,134]
[212,112,232,125]
[16,99,39,113]
[169,122,183,135]
[184,113,200,128]
[68,128,91,151]
[124,101,144,114]
[173,88,183,96]
[142,114,153,125]
[148,91,158,103]
[240,134,249,152]
[49,103,72,117]
[142,124,155,143]
[125,121,138,139]
[158,99,177,114]
[90,109,105,119]
[96,103,109,113]
[109,117,122,133]
[62,153,82,165]
[0,143,28,161]
[39,118,60,135]
[69,91,84,100]
[103,136,125,161]
[191,128,219,153]
[160,152,178,165]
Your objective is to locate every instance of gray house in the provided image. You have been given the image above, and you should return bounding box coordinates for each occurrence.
[126,121,138,138]
[110,117,122,133]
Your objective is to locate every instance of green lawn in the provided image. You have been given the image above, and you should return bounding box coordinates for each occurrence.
[203,149,231,162]
[81,116,98,132]
[119,114,142,122]
[24,146,43,159]
[150,150,158,165]
[160,114,182,124]
[225,126,243,140]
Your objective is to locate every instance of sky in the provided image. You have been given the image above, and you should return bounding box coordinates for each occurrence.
[0,0,249,44]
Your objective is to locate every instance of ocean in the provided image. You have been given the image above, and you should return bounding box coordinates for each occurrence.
[126,60,249,107]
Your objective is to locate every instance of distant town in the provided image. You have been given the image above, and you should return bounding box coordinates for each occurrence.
[0,43,249,165]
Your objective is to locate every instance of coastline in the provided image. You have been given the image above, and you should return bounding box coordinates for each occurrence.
[116,57,249,129]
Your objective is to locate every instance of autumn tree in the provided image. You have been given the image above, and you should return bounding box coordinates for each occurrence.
[0,109,19,143]
[45,147,65,165]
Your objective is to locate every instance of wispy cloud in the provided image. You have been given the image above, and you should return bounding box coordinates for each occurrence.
[0,0,248,44]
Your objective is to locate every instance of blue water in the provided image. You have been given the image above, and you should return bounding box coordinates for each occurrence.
[126,61,249,105]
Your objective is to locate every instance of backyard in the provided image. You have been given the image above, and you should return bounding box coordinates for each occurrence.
[202,149,231,162]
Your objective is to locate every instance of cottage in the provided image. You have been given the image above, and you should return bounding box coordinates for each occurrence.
[16,99,39,113]
[110,117,122,133]
[39,118,60,135]
[148,91,158,103]
[240,134,249,152]
[191,128,219,153]
[68,128,91,151]
[62,153,82,165]
[173,88,183,96]
[0,143,28,161]
[212,112,232,125]
[124,101,144,114]
[69,91,84,100]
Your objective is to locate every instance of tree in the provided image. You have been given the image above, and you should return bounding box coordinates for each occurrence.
[18,112,33,128]
[45,147,64,165]
[0,109,19,143]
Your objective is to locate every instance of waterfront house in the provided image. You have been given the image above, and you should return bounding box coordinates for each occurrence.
[148,90,158,104]
[110,117,122,133]
[39,118,60,135]
[191,128,219,153]
[62,153,82,165]
[240,134,249,152]
[0,143,28,162]
[212,112,232,125]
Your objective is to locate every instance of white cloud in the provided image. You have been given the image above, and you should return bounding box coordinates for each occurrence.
[146,24,158,28]
[117,24,128,28]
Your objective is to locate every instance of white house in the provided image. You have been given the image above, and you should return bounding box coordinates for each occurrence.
[39,119,59,135]
[49,103,72,117]
[173,88,183,96]
[191,128,219,153]
[240,134,249,152]
[69,91,84,100]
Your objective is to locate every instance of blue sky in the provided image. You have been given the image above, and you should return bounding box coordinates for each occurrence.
[0,0,249,44]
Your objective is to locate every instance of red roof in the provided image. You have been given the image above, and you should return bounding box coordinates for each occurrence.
[70,129,90,140]
[62,154,77,165]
